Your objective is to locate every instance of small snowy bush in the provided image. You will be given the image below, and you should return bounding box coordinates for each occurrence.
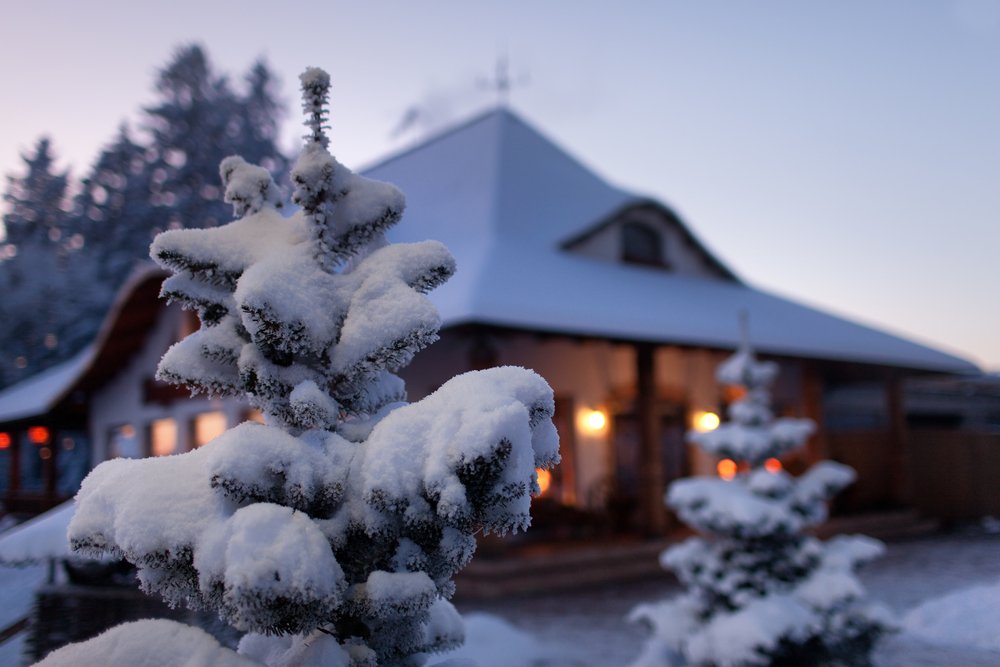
[629,337,892,667]
[61,68,558,667]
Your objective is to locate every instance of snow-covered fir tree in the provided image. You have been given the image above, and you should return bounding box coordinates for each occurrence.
[143,45,289,234]
[628,333,892,667]
[56,68,558,667]
[0,137,100,387]
[0,46,290,391]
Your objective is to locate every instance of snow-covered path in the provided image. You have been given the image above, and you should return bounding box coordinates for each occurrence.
[456,531,1000,666]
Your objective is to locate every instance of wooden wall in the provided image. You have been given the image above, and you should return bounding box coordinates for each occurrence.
[907,430,1000,521]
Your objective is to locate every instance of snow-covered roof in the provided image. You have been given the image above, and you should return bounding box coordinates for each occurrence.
[0,346,94,422]
[0,500,73,564]
[0,265,167,423]
[366,108,977,374]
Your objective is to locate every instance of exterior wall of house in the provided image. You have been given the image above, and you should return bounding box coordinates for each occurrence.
[404,328,813,518]
[566,207,730,280]
[89,304,249,464]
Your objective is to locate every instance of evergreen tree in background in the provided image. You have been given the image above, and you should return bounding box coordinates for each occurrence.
[73,125,151,300]
[143,45,288,236]
[0,138,97,386]
[629,332,892,667]
[54,67,559,667]
[0,44,289,389]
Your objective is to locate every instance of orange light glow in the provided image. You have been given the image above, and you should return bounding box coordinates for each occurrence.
[534,468,552,496]
[28,426,50,444]
[0,433,10,449]
[717,458,738,481]
[764,458,783,474]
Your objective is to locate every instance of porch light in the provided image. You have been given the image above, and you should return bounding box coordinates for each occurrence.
[581,408,607,433]
[717,458,737,481]
[0,433,10,449]
[28,426,50,444]
[764,458,782,474]
[692,411,720,433]
[534,468,552,496]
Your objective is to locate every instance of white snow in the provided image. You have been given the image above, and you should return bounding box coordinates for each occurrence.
[901,580,1000,652]
[0,500,74,565]
[447,533,1000,667]
[360,366,557,534]
[0,345,93,422]
[34,619,259,667]
[439,613,564,667]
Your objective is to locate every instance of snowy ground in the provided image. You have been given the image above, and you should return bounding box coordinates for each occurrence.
[1,531,999,666]
[451,530,1000,666]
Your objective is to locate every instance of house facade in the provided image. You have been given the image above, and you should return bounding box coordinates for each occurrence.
[0,108,980,529]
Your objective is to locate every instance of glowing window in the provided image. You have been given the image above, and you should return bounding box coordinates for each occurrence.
[764,458,783,474]
[193,411,227,448]
[244,408,265,424]
[534,468,552,496]
[28,426,50,444]
[151,418,178,456]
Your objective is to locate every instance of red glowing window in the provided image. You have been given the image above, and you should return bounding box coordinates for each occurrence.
[0,433,10,449]
[28,426,50,444]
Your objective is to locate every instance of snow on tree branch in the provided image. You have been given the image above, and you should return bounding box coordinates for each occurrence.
[629,336,892,667]
[66,66,558,667]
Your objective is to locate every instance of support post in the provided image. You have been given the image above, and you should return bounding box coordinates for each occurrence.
[636,343,666,536]
[885,371,911,506]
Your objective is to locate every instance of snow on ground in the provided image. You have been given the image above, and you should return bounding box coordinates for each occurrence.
[454,531,1000,667]
[1,531,998,666]
[0,563,48,666]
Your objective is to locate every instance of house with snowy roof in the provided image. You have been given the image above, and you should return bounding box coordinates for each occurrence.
[0,108,980,530]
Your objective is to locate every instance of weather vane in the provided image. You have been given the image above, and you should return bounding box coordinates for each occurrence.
[478,53,528,106]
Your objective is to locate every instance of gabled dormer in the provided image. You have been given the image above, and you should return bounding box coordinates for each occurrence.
[561,201,740,282]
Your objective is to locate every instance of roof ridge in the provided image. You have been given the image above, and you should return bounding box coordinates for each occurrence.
[360,106,513,175]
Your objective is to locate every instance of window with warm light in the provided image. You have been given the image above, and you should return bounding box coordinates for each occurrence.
[764,458,783,474]
[0,433,10,449]
[534,468,552,497]
[193,411,227,448]
[151,418,179,456]
[28,426,50,444]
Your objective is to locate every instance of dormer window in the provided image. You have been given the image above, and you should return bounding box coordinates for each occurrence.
[621,221,667,268]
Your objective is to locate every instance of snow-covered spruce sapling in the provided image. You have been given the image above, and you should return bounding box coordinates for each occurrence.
[60,68,558,667]
[628,338,892,667]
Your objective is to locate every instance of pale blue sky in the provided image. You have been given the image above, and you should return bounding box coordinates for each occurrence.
[2,1,998,369]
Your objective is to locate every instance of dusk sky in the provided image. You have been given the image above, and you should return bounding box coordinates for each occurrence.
[2,1,998,370]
